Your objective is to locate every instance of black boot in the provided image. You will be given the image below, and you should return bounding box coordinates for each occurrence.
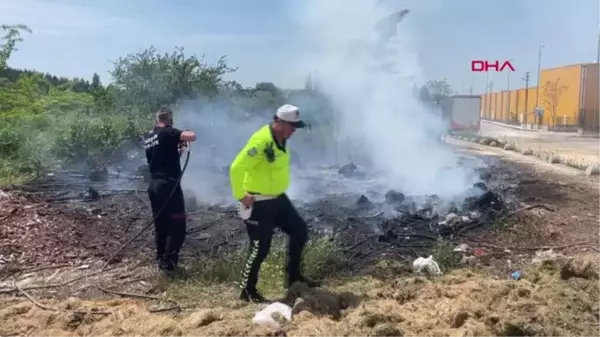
[164,252,186,274]
[239,288,268,303]
[158,254,176,274]
[287,274,321,289]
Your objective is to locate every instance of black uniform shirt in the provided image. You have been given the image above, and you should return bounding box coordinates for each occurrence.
[143,126,182,180]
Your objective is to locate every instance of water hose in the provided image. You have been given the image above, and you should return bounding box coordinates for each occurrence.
[96,142,191,312]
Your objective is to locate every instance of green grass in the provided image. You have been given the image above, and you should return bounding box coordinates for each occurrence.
[431,238,462,272]
[0,111,148,186]
[0,159,40,186]
[166,236,344,301]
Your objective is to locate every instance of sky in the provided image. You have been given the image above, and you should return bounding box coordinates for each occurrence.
[1,0,598,94]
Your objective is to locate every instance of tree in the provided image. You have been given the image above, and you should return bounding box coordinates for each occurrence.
[255,82,279,96]
[91,73,101,91]
[0,24,32,69]
[70,78,91,93]
[420,79,453,105]
[542,78,569,129]
[418,85,432,102]
[109,46,237,114]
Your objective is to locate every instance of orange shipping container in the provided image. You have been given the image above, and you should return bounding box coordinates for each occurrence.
[500,91,510,121]
[494,92,502,121]
[489,92,494,119]
[538,64,582,127]
[516,88,527,122]
[480,94,488,118]
[480,63,597,132]
[483,93,492,119]
[509,90,518,122]
[527,87,538,124]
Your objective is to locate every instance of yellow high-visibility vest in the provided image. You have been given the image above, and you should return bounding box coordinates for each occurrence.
[229,125,291,200]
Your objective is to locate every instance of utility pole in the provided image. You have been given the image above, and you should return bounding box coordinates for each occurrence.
[592,29,600,133]
[488,81,494,119]
[485,72,490,95]
[506,58,513,123]
[535,45,545,126]
[484,72,490,119]
[522,72,531,128]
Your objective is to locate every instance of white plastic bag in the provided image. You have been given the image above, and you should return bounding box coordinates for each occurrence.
[412,255,442,276]
[252,302,293,328]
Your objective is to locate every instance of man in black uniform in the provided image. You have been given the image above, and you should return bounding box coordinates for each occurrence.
[143,107,197,272]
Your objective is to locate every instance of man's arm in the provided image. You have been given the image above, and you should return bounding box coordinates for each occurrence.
[180,130,196,142]
[230,137,263,200]
[164,128,191,156]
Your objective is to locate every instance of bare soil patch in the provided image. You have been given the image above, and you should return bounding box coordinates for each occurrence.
[462,149,599,257]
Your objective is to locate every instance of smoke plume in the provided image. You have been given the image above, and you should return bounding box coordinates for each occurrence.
[293,0,478,199]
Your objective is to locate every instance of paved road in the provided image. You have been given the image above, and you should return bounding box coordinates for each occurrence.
[480,121,599,153]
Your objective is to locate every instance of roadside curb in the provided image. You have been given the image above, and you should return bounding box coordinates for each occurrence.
[445,134,600,177]
[480,120,542,132]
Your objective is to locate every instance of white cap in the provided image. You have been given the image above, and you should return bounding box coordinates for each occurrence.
[275,104,306,128]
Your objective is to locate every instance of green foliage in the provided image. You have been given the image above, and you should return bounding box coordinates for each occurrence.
[420,79,453,104]
[542,78,569,128]
[431,238,462,271]
[0,26,245,184]
[0,24,338,185]
[53,113,141,161]
[0,24,32,69]
[110,46,237,113]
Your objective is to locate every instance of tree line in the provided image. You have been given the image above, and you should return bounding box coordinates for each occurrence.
[0,24,453,184]
[0,24,340,183]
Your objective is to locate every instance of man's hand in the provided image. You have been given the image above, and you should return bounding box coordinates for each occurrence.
[178,141,188,157]
[180,130,197,142]
[240,194,255,208]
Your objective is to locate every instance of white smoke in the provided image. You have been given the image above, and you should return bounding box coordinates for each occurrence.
[293,0,478,199]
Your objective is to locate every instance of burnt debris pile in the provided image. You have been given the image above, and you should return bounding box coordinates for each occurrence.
[1,157,513,275]
[337,163,367,178]
[13,169,146,203]
[299,172,509,271]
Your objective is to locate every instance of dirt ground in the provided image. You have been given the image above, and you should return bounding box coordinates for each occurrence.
[0,144,599,336]
[1,256,599,337]
[454,143,599,257]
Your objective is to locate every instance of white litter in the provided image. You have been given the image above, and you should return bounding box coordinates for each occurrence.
[412,255,443,276]
[438,212,470,227]
[469,211,481,219]
[531,249,564,264]
[454,243,469,252]
[0,190,9,200]
[252,302,293,328]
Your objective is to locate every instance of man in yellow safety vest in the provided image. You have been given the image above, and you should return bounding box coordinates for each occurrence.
[229,104,319,303]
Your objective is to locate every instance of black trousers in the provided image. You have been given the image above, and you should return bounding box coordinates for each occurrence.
[240,193,308,292]
[147,178,186,270]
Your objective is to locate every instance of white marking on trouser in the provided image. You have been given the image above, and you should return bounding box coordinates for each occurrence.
[240,240,260,289]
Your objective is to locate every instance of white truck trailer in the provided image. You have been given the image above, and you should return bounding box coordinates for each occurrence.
[440,95,481,136]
